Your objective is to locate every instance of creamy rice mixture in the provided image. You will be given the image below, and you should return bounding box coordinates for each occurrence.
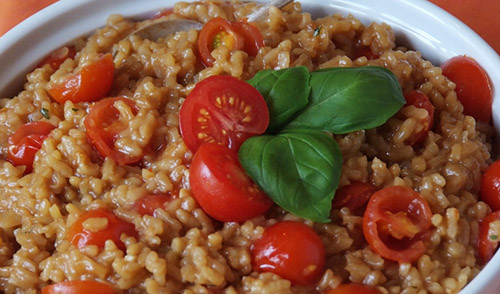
[0,0,495,293]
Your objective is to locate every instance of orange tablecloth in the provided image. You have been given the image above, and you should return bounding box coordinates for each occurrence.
[0,0,499,54]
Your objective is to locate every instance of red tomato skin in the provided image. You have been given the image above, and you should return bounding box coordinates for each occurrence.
[190,143,272,222]
[41,281,113,294]
[231,21,265,56]
[133,193,175,216]
[251,221,326,285]
[478,210,500,263]
[66,208,137,250]
[179,75,269,153]
[441,56,492,122]
[37,46,77,70]
[362,186,432,263]
[84,97,142,165]
[481,159,500,211]
[324,283,382,294]
[48,53,114,104]
[7,121,56,173]
[403,90,434,145]
[332,181,377,213]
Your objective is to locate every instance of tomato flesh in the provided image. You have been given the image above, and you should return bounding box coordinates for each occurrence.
[133,193,176,216]
[478,210,500,263]
[403,89,434,145]
[37,46,77,70]
[332,181,376,213]
[7,121,56,173]
[362,186,432,263]
[251,221,325,285]
[441,55,492,122]
[84,97,143,165]
[198,17,264,67]
[48,53,114,104]
[179,75,269,153]
[481,159,500,211]
[189,143,272,222]
[41,281,113,294]
[324,283,382,294]
[67,208,137,250]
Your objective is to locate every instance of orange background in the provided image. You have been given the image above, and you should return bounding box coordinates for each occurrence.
[0,0,499,54]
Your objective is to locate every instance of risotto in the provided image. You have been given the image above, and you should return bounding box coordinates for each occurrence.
[0,0,496,293]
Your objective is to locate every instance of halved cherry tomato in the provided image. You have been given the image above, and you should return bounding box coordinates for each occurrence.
[441,55,492,122]
[84,97,142,165]
[37,46,77,70]
[67,208,137,251]
[48,53,114,104]
[403,89,434,145]
[190,143,272,222]
[251,221,325,285]
[179,75,269,152]
[363,186,432,263]
[7,121,55,173]
[478,210,500,263]
[41,280,113,294]
[481,159,500,211]
[324,283,382,294]
[133,192,176,216]
[198,17,264,67]
[332,181,376,213]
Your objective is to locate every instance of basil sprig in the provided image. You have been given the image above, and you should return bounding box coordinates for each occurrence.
[240,66,405,222]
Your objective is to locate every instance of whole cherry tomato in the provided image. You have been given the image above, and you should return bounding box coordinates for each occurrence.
[332,181,377,214]
[48,53,114,104]
[324,283,382,294]
[441,55,492,122]
[478,210,500,263]
[133,193,176,216]
[66,208,137,251]
[198,17,264,67]
[251,221,325,285]
[84,97,143,165]
[179,75,269,153]
[481,159,500,211]
[403,89,434,145]
[363,186,432,263]
[7,121,55,173]
[37,46,77,70]
[41,281,113,294]
[190,143,272,222]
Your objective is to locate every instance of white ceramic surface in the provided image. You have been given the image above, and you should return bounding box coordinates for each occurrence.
[0,0,499,293]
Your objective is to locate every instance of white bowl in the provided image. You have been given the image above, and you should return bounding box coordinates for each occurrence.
[1,0,499,293]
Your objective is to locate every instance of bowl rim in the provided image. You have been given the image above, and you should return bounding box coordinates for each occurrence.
[1,0,500,293]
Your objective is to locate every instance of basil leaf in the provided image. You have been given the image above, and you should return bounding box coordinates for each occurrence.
[41,108,50,119]
[285,66,405,134]
[238,129,342,223]
[247,66,310,133]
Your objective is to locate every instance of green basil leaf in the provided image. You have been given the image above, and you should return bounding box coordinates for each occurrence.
[247,66,310,133]
[238,129,342,223]
[285,66,405,134]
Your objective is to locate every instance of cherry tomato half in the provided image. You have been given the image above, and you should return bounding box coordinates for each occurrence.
[481,159,500,211]
[84,97,143,165]
[133,193,176,216]
[41,281,113,294]
[190,143,272,222]
[403,89,434,145]
[251,221,325,285]
[324,283,382,294]
[37,46,77,70]
[332,181,377,213]
[179,75,269,153]
[7,121,56,173]
[48,53,114,104]
[67,208,137,251]
[478,210,500,264]
[363,186,432,263]
[441,55,492,122]
[198,17,264,67]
